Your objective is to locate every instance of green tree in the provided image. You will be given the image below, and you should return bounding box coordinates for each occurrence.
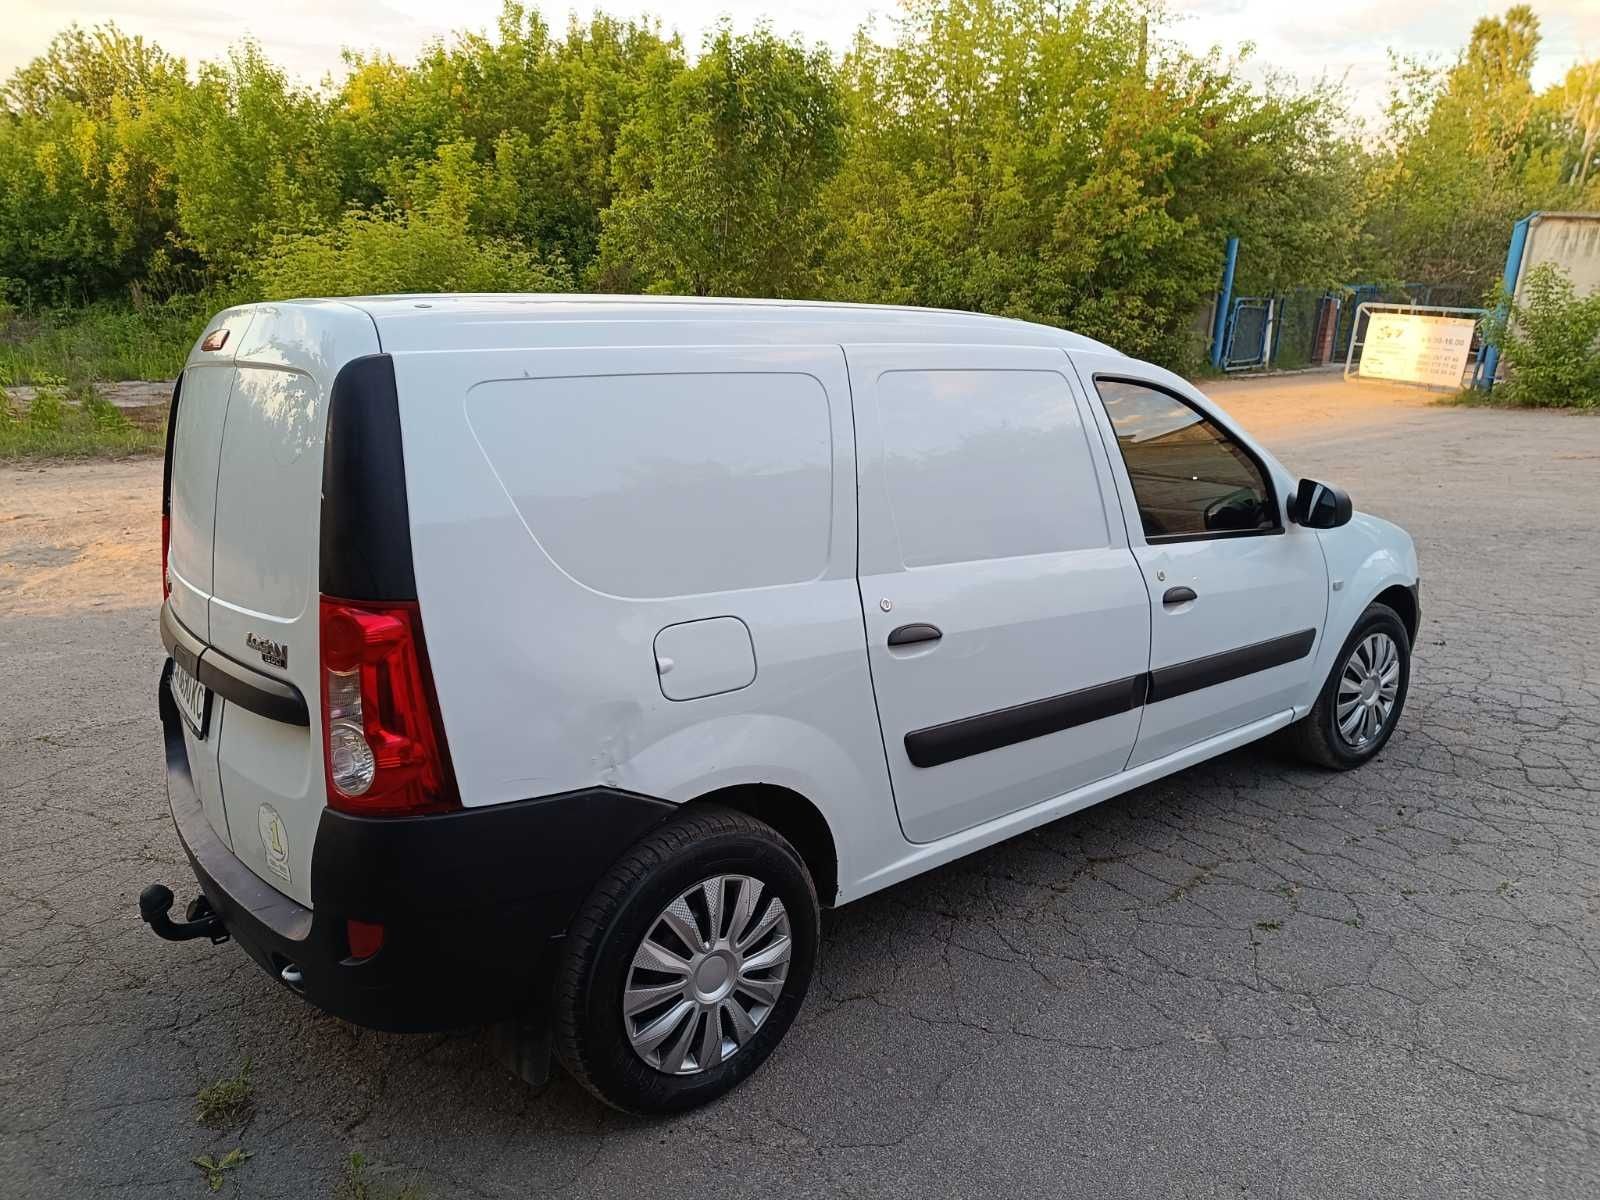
[0,24,186,300]
[595,24,843,297]
[1,23,184,118]
[1361,6,1599,294]
[156,42,341,270]
[820,0,1359,367]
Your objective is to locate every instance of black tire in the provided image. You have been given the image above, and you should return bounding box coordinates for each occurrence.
[1289,601,1411,770]
[552,805,819,1114]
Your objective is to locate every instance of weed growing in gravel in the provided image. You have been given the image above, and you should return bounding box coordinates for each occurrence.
[192,1148,252,1192]
[336,1152,427,1200]
[195,1059,254,1129]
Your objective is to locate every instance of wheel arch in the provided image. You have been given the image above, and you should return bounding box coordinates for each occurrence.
[1373,583,1419,644]
[685,784,840,908]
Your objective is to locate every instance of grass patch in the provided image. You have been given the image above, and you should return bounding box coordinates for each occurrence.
[0,293,221,387]
[0,383,165,461]
[1438,385,1600,410]
[335,1152,427,1200]
[195,1059,255,1129]
[1437,387,1512,407]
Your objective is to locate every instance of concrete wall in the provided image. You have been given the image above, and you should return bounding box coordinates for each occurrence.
[1516,212,1600,300]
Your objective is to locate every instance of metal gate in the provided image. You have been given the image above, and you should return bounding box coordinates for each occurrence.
[1222,298,1271,370]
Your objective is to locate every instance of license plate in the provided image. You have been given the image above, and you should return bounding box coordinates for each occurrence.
[171,660,212,739]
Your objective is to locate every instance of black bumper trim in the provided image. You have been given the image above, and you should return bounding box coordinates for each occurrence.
[161,602,309,727]
[155,661,677,1032]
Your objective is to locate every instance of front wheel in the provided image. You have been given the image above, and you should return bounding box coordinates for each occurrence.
[1288,602,1411,770]
[552,805,819,1114]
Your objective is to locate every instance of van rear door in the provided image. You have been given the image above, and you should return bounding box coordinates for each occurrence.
[205,305,380,907]
[164,309,258,850]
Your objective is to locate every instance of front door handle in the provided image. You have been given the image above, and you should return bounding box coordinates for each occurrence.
[1162,586,1197,606]
[887,623,942,647]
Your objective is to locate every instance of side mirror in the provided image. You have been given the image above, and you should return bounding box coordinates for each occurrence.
[1291,479,1353,529]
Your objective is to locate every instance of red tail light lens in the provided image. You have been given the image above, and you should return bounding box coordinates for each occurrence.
[319,596,459,816]
[161,513,171,600]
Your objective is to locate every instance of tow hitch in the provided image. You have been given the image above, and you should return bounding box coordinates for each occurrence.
[139,883,230,944]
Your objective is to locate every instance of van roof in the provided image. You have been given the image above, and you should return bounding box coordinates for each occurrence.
[315,293,1120,356]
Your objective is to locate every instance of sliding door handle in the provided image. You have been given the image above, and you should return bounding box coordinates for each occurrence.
[1162,587,1197,606]
[887,623,942,647]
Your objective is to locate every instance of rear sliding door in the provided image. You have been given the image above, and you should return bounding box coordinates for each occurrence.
[848,345,1152,844]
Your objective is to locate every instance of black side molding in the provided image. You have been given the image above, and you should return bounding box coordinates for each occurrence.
[161,603,309,727]
[321,354,417,601]
[1145,628,1316,704]
[902,627,1319,768]
[904,674,1148,769]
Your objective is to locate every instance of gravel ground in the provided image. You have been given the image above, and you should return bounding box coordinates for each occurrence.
[1,382,1597,1199]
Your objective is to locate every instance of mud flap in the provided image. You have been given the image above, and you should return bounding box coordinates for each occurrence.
[491,1012,552,1088]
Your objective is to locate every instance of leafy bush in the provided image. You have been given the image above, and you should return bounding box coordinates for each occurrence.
[1485,264,1600,408]
[251,195,573,300]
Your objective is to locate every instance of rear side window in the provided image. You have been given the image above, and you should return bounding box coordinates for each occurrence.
[468,372,833,599]
[1093,378,1278,541]
[875,369,1107,567]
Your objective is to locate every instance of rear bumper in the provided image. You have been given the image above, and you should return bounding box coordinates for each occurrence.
[156,662,676,1032]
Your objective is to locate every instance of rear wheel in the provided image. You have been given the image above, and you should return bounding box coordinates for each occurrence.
[1289,602,1411,769]
[552,805,819,1114]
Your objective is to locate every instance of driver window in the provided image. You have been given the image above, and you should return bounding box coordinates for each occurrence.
[1094,379,1278,541]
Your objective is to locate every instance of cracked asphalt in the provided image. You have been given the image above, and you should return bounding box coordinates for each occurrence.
[2,387,1597,1198]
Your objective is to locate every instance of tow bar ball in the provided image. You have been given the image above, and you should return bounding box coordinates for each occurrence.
[139,883,230,944]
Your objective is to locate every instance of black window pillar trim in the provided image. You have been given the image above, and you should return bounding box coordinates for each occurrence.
[321,353,416,602]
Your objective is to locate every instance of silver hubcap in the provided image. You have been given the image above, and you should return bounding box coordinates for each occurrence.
[623,875,792,1075]
[1337,631,1401,748]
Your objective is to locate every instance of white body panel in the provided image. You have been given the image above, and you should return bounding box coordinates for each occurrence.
[166,294,1418,914]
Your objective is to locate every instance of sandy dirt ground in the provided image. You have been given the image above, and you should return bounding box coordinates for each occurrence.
[0,459,161,617]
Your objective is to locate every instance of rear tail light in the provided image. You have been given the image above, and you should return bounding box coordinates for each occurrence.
[161,514,171,600]
[319,596,459,816]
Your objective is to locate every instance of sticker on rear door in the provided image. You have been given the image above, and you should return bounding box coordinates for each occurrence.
[257,805,291,885]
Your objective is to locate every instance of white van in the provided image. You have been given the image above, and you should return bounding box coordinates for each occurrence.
[143,295,1419,1113]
